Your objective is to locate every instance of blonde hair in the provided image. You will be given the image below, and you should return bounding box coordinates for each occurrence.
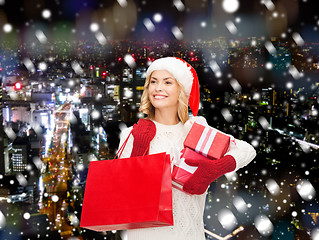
[139,73,189,124]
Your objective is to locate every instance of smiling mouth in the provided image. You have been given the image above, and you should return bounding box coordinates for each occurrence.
[153,95,167,99]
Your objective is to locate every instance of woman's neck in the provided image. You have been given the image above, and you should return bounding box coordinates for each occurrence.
[154,108,179,125]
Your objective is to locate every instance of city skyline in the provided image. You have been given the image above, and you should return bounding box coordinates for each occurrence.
[1,0,319,239]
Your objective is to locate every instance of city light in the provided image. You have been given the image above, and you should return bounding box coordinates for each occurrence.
[14,82,22,90]
[0,1,318,239]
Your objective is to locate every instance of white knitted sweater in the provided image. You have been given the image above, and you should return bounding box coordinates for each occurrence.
[118,118,256,240]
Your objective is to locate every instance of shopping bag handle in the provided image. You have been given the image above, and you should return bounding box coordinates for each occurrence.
[115,129,150,159]
[115,129,133,159]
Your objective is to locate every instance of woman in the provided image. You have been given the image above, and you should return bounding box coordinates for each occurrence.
[118,57,256,240]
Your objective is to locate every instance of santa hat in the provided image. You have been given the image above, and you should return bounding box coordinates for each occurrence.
[146,57,200,116]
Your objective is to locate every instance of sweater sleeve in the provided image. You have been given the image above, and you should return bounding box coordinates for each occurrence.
[224,138,257,172]
[204,126,256,172]
[185,116,256,172]
[117,126,134,159]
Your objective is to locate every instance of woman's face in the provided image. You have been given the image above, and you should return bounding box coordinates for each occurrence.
[148,70,180,112]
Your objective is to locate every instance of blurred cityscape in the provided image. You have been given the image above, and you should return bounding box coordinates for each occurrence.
[0,38,318,240]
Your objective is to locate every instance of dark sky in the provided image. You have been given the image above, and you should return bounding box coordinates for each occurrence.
[1,0,318,42]
[1,0,317,24]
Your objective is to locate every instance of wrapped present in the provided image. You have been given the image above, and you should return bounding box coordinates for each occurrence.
[172,148,208,192]
[184,122,230,160]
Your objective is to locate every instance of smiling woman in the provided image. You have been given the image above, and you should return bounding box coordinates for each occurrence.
[146,70,181,125]
[139,57,199,124]
[149,71,179,105]
[117,57,256,240]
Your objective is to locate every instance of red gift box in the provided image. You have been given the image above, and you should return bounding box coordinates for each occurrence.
[184,122,230,160]
[172,148,209,191]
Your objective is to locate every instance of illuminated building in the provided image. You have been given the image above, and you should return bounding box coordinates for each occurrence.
[10,144,28,173]
[0,73,4,174]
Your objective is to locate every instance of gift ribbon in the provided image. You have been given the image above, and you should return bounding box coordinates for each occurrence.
[195,127,217,157]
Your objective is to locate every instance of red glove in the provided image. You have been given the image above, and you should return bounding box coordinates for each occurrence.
[183,155,236,195]
[130,119,156,157]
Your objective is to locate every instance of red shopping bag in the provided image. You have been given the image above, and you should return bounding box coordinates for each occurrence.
[80,132,173,231]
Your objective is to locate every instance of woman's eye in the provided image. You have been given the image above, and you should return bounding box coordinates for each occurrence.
[165,81,172,85]
[150,80,156,84]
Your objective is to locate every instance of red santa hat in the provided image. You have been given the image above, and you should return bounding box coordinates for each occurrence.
[146,57,200,116]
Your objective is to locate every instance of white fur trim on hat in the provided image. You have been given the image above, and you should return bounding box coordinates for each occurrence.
[146,57,194,96]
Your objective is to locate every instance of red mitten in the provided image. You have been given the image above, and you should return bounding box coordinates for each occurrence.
[183,155,236,195]
[130,119,156,157]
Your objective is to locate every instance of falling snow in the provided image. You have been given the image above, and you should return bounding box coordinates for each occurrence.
[0,0,318,239]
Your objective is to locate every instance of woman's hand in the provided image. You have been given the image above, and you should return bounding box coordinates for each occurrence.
[183,155,236,195]
[131,119,156,157]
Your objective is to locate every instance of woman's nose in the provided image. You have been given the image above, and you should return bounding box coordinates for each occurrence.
[155,82,163,91]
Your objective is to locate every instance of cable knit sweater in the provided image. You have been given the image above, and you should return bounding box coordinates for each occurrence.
[118,117,256,240]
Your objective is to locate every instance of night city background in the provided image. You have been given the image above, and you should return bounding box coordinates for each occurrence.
[0,0,318,239]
